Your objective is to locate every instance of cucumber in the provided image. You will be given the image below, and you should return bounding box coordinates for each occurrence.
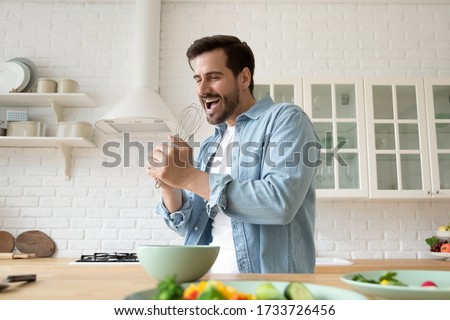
[284,282,315,300]
[255,282,285,300]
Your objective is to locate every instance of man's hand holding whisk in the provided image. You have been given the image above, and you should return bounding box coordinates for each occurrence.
[146,134,211,202]
[146,135,194,189]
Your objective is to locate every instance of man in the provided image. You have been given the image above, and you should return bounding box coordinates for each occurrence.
[147,35,320,273]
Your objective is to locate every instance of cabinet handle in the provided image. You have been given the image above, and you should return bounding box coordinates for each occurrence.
[427,191,431,194]
[436,190,440,194]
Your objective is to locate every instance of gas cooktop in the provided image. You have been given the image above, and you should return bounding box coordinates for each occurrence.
[70,252,140,265]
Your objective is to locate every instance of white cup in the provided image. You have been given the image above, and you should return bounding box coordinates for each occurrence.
[57,79,79,93]
[37,78,57,93]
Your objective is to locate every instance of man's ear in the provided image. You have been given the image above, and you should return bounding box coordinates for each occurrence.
[240,67,252,89]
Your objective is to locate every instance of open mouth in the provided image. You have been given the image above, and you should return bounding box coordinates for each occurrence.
[203,97,221,111]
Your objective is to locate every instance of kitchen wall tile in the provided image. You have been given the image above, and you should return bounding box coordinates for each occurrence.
[39,197,72,208]
[368,240,400,251]
[351,251,385,259]
[54,208,87,219]
[70,218,102,229]
[103,217,135,229]
[52,228,84,240]
[85,229,118,240]
[101,240,135,251]
[36,218,69,229]
[69,239,101,251]
[385,251,418,259]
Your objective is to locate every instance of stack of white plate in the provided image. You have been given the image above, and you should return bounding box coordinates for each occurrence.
[0,57,38,93]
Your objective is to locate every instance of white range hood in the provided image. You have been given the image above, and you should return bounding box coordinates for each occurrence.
[95,0,176,134]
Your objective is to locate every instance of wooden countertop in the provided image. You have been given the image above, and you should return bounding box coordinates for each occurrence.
[0,258,448,300]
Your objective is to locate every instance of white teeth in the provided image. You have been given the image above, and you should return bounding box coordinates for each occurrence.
[204,98,220,103]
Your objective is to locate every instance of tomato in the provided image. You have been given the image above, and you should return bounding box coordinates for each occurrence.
[184,290,199,300]
[440,243,450,253]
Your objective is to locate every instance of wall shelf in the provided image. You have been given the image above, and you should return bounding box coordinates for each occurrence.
[0,136,95,148]
[0,137,96,181]
[0,93,98,180]
[0,93,97,122]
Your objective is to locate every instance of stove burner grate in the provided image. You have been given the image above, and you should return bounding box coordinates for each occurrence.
[76,252,139,263]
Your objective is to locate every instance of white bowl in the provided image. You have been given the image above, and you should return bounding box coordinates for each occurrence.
[7,121,44,137]
[56,122,93,140]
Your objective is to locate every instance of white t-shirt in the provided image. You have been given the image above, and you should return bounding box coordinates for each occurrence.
[209,126,239,273]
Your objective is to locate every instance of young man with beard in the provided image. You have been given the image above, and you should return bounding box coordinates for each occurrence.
[146,35,320,274]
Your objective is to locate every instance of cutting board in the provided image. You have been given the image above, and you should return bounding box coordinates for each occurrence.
[15,230,56,257]
[0,231,15,253]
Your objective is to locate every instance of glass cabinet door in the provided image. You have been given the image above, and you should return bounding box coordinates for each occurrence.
[304,78,368,198]
[365,79,431,198]
[424,79,450,198]
[254,79,300,105]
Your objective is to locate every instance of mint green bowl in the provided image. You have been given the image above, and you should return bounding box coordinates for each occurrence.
[137,245,220,283]
[341,270,450,300]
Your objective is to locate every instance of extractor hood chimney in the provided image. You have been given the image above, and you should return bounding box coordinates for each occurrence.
[95,0,176,134]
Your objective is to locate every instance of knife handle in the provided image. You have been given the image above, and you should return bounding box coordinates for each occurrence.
[6,274,36,283]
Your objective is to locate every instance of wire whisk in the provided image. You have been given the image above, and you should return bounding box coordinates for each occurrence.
[154,103,203,188]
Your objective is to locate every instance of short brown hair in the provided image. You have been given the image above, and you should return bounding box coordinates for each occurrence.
[186,35,255,94]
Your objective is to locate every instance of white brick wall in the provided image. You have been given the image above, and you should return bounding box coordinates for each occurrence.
[1,0,450,259]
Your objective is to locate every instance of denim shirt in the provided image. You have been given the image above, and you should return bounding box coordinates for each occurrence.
[155,96,320,273]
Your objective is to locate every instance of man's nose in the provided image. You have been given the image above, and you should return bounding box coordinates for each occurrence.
[197,81,211,96]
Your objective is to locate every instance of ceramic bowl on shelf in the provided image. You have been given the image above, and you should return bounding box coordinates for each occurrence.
[56,122,93,140]
[57,78,79,93]
[37,78,57,93]
[7,121,45,137]
[137,245,219,283]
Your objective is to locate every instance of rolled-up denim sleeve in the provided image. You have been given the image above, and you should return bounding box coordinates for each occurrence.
[206,173,233,219]
[153,190,193,235]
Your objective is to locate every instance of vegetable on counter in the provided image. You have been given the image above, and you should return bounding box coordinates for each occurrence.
[285,282,315,300]
[152,275,184,300]
[352,271,440,288]
[151,276,316,300]
[255,282,284,300]
[352,271,407,286]
[184,280,255,300]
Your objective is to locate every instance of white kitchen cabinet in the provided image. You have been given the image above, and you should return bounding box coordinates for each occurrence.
[255,77,450,200]
[424,78,450,198]
[254,78,302,107]
[364,78,435,199]
[0,93,97,180]
[303,78,369,198]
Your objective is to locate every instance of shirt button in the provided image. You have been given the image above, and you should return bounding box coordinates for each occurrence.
[194,226,199,231]
[204,199,207,203]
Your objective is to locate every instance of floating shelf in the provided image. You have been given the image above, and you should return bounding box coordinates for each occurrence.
[0,93,97,122]
[0,136,95,148]
[0,137,96,181]
[0,93,98,180]
[0,93,97,108]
